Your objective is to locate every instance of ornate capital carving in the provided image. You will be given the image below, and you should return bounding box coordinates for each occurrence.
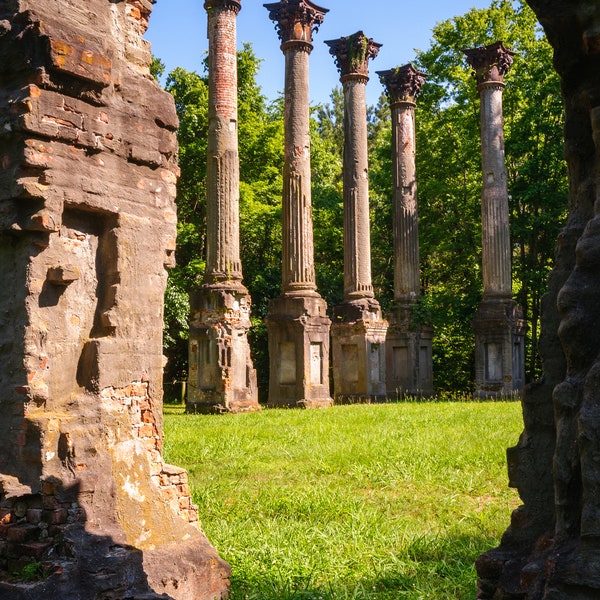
[204,0,241,14]
[377,64,426,104]
[264,0,328,46]
[464,41,515,86]
[325,31,381,79]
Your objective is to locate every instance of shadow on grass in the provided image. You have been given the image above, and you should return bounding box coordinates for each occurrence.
[227,533,494,600]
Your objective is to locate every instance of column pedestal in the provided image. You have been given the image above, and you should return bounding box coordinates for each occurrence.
[473,298,525,399]
[267,294,332,408]
[331,300,387,403]
[187,284,259,413]
[385,304,433,398]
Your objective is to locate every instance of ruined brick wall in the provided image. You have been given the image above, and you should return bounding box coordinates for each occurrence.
[477,2,600,598]
[0,1,229,598]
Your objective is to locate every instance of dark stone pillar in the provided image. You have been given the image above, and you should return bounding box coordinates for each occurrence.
[187,0,260,414]
[325,32,388,402]
[476,3,600,596]
[263,0,332,408]
[464,42,525,399]
[378,65,434,397]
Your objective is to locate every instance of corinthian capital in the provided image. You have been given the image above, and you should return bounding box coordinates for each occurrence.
[377,64,426,104]
[264,0,328,46]
[464,41,515,86]
[325,31,382,80]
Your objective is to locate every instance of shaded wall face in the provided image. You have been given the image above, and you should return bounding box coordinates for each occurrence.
[0,2,230,598]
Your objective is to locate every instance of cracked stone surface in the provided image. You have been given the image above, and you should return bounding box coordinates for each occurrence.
[0,1,230,598]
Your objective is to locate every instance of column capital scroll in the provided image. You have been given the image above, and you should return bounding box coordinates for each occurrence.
[377,64,426,104]
[264,0,328,46]
[464,40,515,86]
[325,31,382,80]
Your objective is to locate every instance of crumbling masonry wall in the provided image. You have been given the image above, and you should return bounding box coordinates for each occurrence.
[477,1,600,598]
[0,1,229,598]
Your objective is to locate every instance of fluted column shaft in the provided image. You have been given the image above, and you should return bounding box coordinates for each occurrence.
[392,100,420,304]
[342,76,374,299]
[377,65,426,307]
[326,31,381,302]
[265,0,328,295]
[464,41,515,300]
[282,41,317,294]
[205,0,243,285]
[479,80,512,299]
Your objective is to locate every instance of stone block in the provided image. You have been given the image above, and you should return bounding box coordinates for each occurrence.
[25,509,42,524]
[17,541,52,561]
[42,508,68,526]
[161,488,178,504]
[47,35,112,87]
[6,524,38,543]
[137,424,155,439]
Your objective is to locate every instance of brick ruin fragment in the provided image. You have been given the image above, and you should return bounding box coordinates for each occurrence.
[477,1,600,598]
[0,1,229,598]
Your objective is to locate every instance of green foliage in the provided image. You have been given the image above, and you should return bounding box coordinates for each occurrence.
[163,274,190,386]
[160,0,566,395]
[13,561,45,582]
[150,55,165,81]
[312,90,345,308]
[161,66,209,383]
[164,401,523,599]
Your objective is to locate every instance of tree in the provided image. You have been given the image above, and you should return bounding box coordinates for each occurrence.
[161,67,209,389]
[311,88,345,307]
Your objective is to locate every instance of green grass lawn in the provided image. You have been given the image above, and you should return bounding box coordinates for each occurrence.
[163,401,523,600]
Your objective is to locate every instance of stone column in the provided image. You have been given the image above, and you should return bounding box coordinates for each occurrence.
[325,32,388,402]
[187,0,260,414]
[377,64,433,397]
[264,0,332,408]
[464,41,525,398]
